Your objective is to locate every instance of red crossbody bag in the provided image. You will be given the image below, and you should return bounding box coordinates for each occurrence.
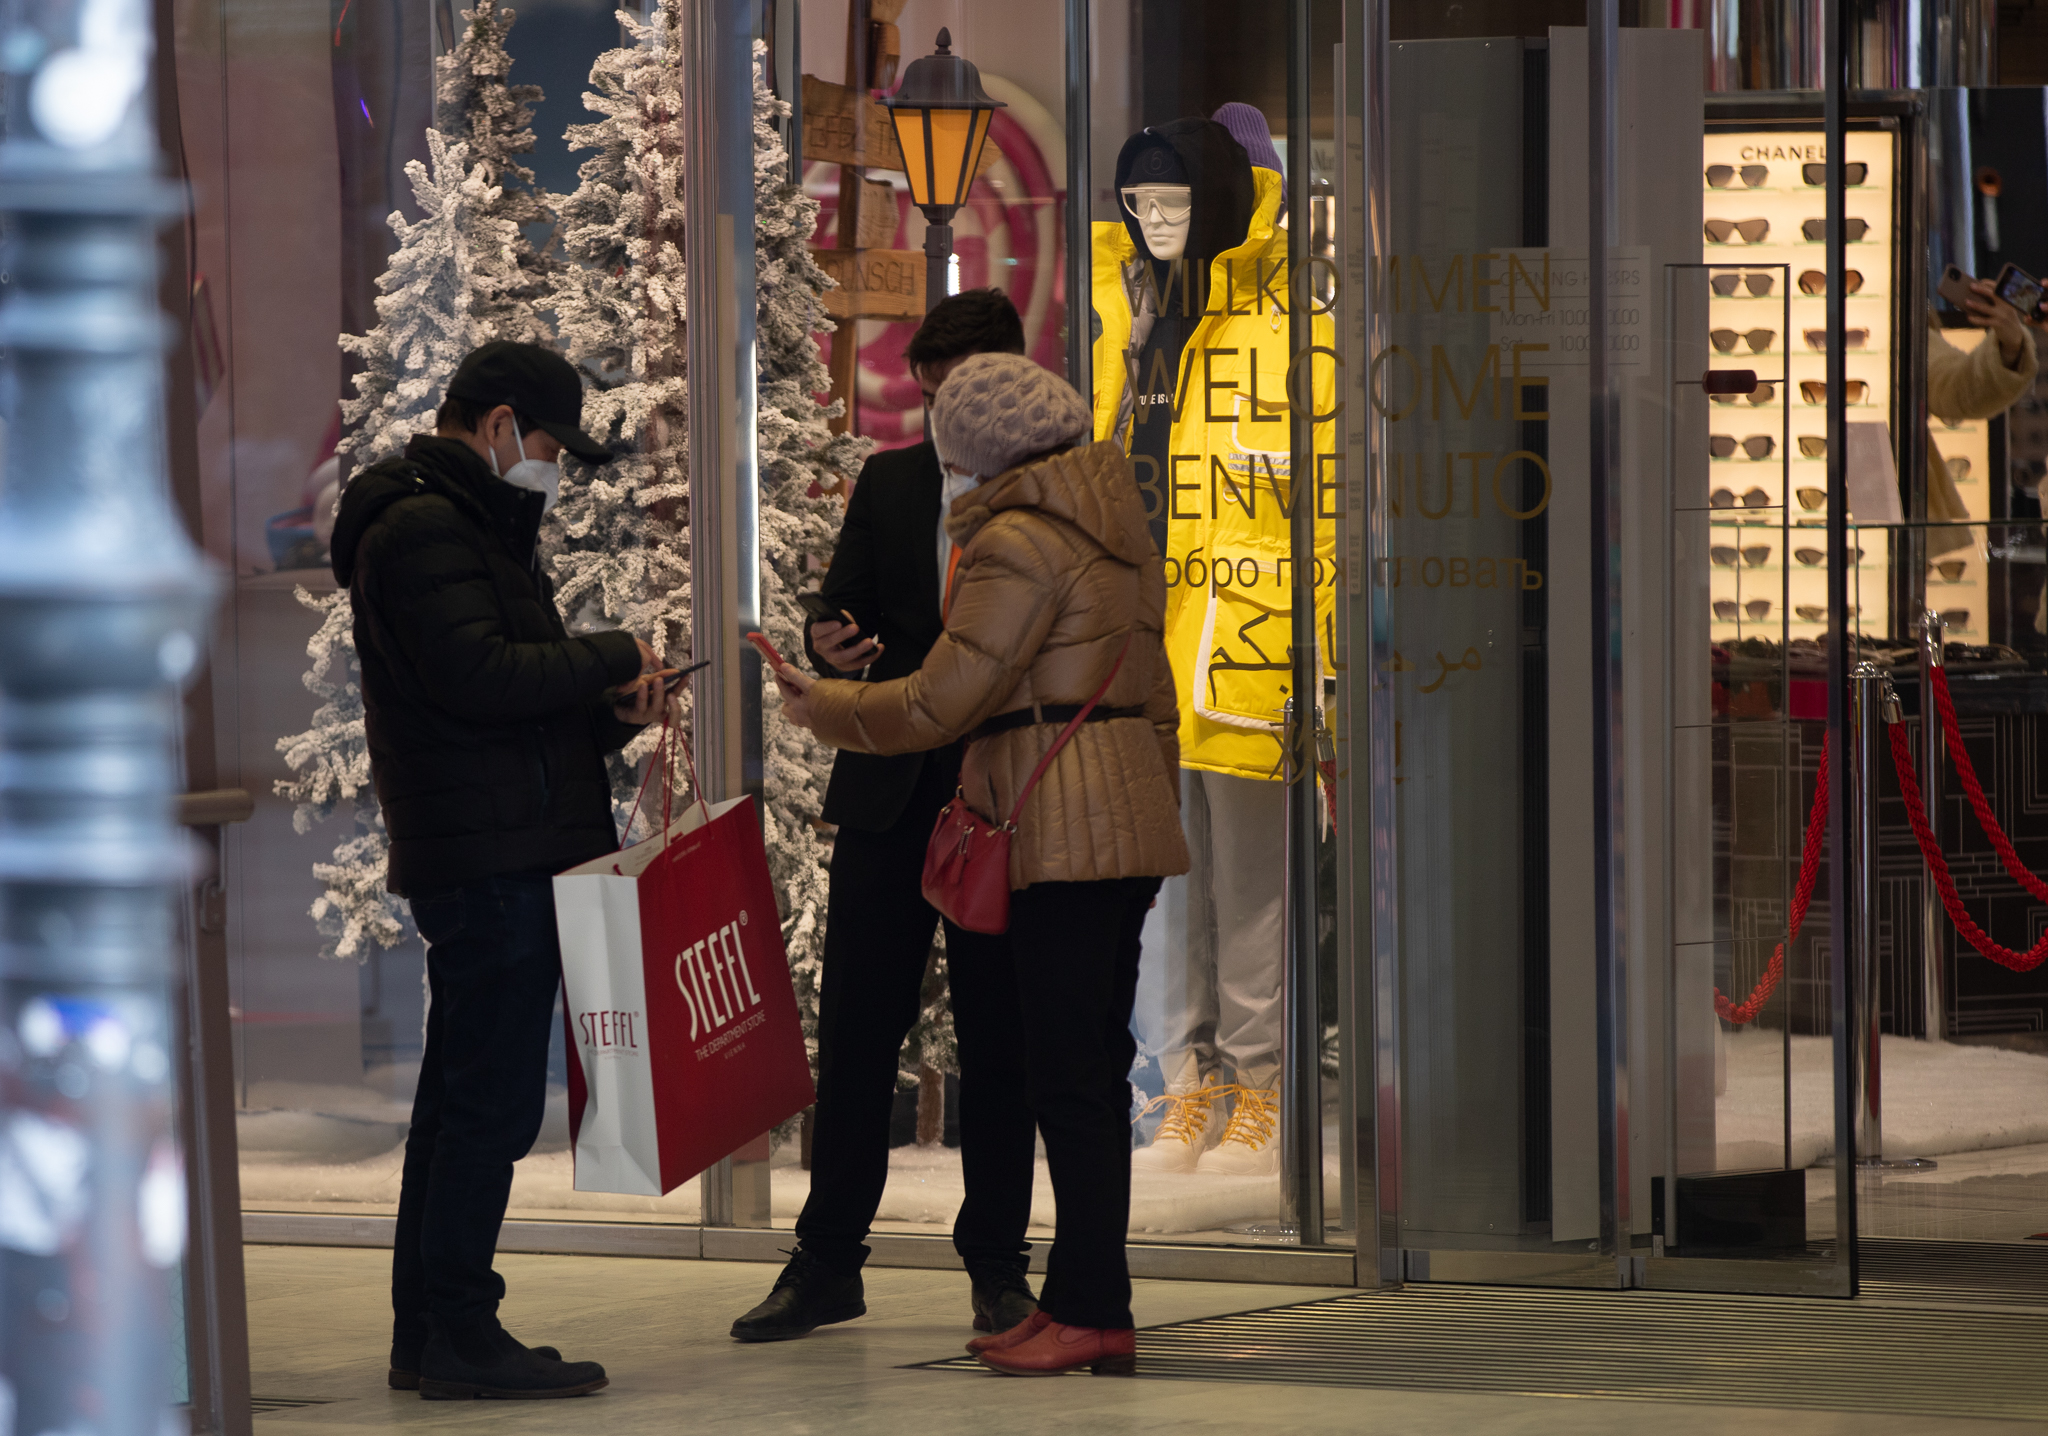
[920,637,1132,935]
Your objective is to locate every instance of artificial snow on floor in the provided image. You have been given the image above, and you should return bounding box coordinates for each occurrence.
[1716,1030,2048,1170]
[234,1080,1317,1232]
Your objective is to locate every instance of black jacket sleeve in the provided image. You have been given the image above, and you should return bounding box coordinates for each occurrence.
[362,498,642,724]
[805,462,884,677]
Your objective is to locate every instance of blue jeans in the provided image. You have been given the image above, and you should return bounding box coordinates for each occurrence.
[391,874,561,1344]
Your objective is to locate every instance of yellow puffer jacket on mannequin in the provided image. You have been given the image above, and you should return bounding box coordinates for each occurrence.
[1088,165,1339,781]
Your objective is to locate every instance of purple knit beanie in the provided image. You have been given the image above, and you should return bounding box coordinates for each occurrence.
[1211,102,1285,205]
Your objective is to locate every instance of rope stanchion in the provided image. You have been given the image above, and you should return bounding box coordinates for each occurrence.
[1888,719,2048,972]
[1715,742,1830,1025]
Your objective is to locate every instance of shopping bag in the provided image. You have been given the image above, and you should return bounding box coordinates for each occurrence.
[554,725,814,1195]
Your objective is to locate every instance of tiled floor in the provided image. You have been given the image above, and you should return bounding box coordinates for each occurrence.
[244,1245,2031,1433]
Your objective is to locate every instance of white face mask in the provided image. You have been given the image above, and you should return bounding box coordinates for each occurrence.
[491,413,561,513]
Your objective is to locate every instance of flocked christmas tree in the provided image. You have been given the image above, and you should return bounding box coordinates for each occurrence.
[748,41,873,1062]
[543,0,696,808]
[275,3,553,961]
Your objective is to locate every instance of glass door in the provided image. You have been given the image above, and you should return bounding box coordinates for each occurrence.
[1339,0,1860,1294]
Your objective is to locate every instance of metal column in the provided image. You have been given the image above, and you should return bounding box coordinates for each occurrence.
[684,0,766,1229]
[0,2,220,1430]
[1064,0,1090,399]
[1279,0,1324,1247]
[1918,610,1949,1043]
[1852,663,1933,1171]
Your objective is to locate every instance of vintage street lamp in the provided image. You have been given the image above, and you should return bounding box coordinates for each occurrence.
[883,27,1005,313]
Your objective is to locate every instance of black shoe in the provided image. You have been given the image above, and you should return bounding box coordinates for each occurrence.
[730,1248,866,1343]
[968,1268,1039,1335]
[415,1318,607,1400]
[389,1342,560,1391]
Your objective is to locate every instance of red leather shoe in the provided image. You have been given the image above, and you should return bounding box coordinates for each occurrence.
[964,1309,1050,1355]
[975,1319,1136,1376]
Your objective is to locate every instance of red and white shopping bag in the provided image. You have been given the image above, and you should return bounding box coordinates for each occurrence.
[554,725,814,1195]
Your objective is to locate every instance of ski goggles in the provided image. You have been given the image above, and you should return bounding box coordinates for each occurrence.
[1121,185,1194,224]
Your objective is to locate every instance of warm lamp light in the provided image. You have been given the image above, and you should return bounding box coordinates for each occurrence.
[883,28,1005,312]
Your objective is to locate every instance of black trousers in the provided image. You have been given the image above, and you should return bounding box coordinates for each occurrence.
[1008,875,1160,1330]
[796,759,1035,1275]
[391,874,561,1343]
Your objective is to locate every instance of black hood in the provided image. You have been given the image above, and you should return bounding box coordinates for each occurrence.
[1113,119,1257,276]
[330,434,540,586]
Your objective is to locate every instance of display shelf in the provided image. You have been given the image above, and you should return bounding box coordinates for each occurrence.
[1703,128,1896,644]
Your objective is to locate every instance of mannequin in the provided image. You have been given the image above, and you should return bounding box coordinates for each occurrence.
[1089,117,1337,1178]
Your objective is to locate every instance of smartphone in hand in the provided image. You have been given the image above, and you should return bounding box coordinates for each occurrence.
[796,590,846,623]
[1995,262,2046,321]
[1937,263,1976,310]
[744,631,790,669]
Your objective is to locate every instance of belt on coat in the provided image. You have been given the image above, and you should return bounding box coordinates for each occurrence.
[968,704,1148,742]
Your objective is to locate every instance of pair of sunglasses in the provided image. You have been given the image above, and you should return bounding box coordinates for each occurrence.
[1803,162,1869,186]
[1706,164,1771,188]
[1931,559,1967,582]
[1797,436,1827,457]
[1803,329,1869,349]
[1798,269,1864,294]
[1711,486,1772,508]
[1711,544,1773,567]
[1941,608,1972,629]
[1711,381,1777,406]
[1795,486,1827,509]
[1796,604,1859,621]
[1800,380,1869,404]
[1712,328,1776,354]
[1794,546,1865,565]
[1711,271,1776,297]
[1948,457,1973,482]
[1802,218,1871,242]
[1706,218,1771,244]
[1711,434,1776,459]
[1714,599,1775,621]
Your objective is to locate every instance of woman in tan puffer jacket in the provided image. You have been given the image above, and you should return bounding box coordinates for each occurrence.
[774,352,1188,1376]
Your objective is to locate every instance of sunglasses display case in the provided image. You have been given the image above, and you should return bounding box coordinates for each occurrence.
[1701,125,1897,646]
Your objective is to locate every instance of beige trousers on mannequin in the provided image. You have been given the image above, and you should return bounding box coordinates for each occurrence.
[1136,769,1284,1086]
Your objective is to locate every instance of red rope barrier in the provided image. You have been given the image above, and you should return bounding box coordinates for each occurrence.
[1888,718,2048,971]
[1715,742,1829,1025]
[1928,665,2048,904]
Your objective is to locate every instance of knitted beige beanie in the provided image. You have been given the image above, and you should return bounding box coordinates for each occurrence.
[930,352,1092,478]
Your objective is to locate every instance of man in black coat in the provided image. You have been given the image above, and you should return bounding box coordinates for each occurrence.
[331,341,666,1399]
[730,291,1042,1342]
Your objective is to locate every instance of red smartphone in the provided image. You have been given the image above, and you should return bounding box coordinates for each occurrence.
[744,631,790,669]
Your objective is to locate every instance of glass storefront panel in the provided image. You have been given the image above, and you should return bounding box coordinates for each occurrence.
[189,0,1356,1256]
[177,0,1905,1286]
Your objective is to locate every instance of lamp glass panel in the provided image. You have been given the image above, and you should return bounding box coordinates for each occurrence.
[926,107,980,206]
[889,107,934,206]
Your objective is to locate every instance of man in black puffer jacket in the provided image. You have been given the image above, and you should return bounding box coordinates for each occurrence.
[330,342,664,1400]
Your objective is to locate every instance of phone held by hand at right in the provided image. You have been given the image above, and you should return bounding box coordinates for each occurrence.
[1939,261,2048,319]
[796,590,846,624]
[1995,262,2047,322]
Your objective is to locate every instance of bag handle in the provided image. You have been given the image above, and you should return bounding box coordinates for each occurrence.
[1001,634,1133,830]
[623,706,710,850]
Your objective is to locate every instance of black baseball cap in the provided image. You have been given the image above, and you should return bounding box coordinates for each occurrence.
[445,340,612,464]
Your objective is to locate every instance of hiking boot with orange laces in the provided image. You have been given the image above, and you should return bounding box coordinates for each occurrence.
[1197,1080,1279,1176]
[1132,1051,1224,1174]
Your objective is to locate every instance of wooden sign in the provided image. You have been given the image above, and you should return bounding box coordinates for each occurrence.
[816,248,926,320]
[801,74,904,172]
[854,178,899,249]
[800,74,996,181]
